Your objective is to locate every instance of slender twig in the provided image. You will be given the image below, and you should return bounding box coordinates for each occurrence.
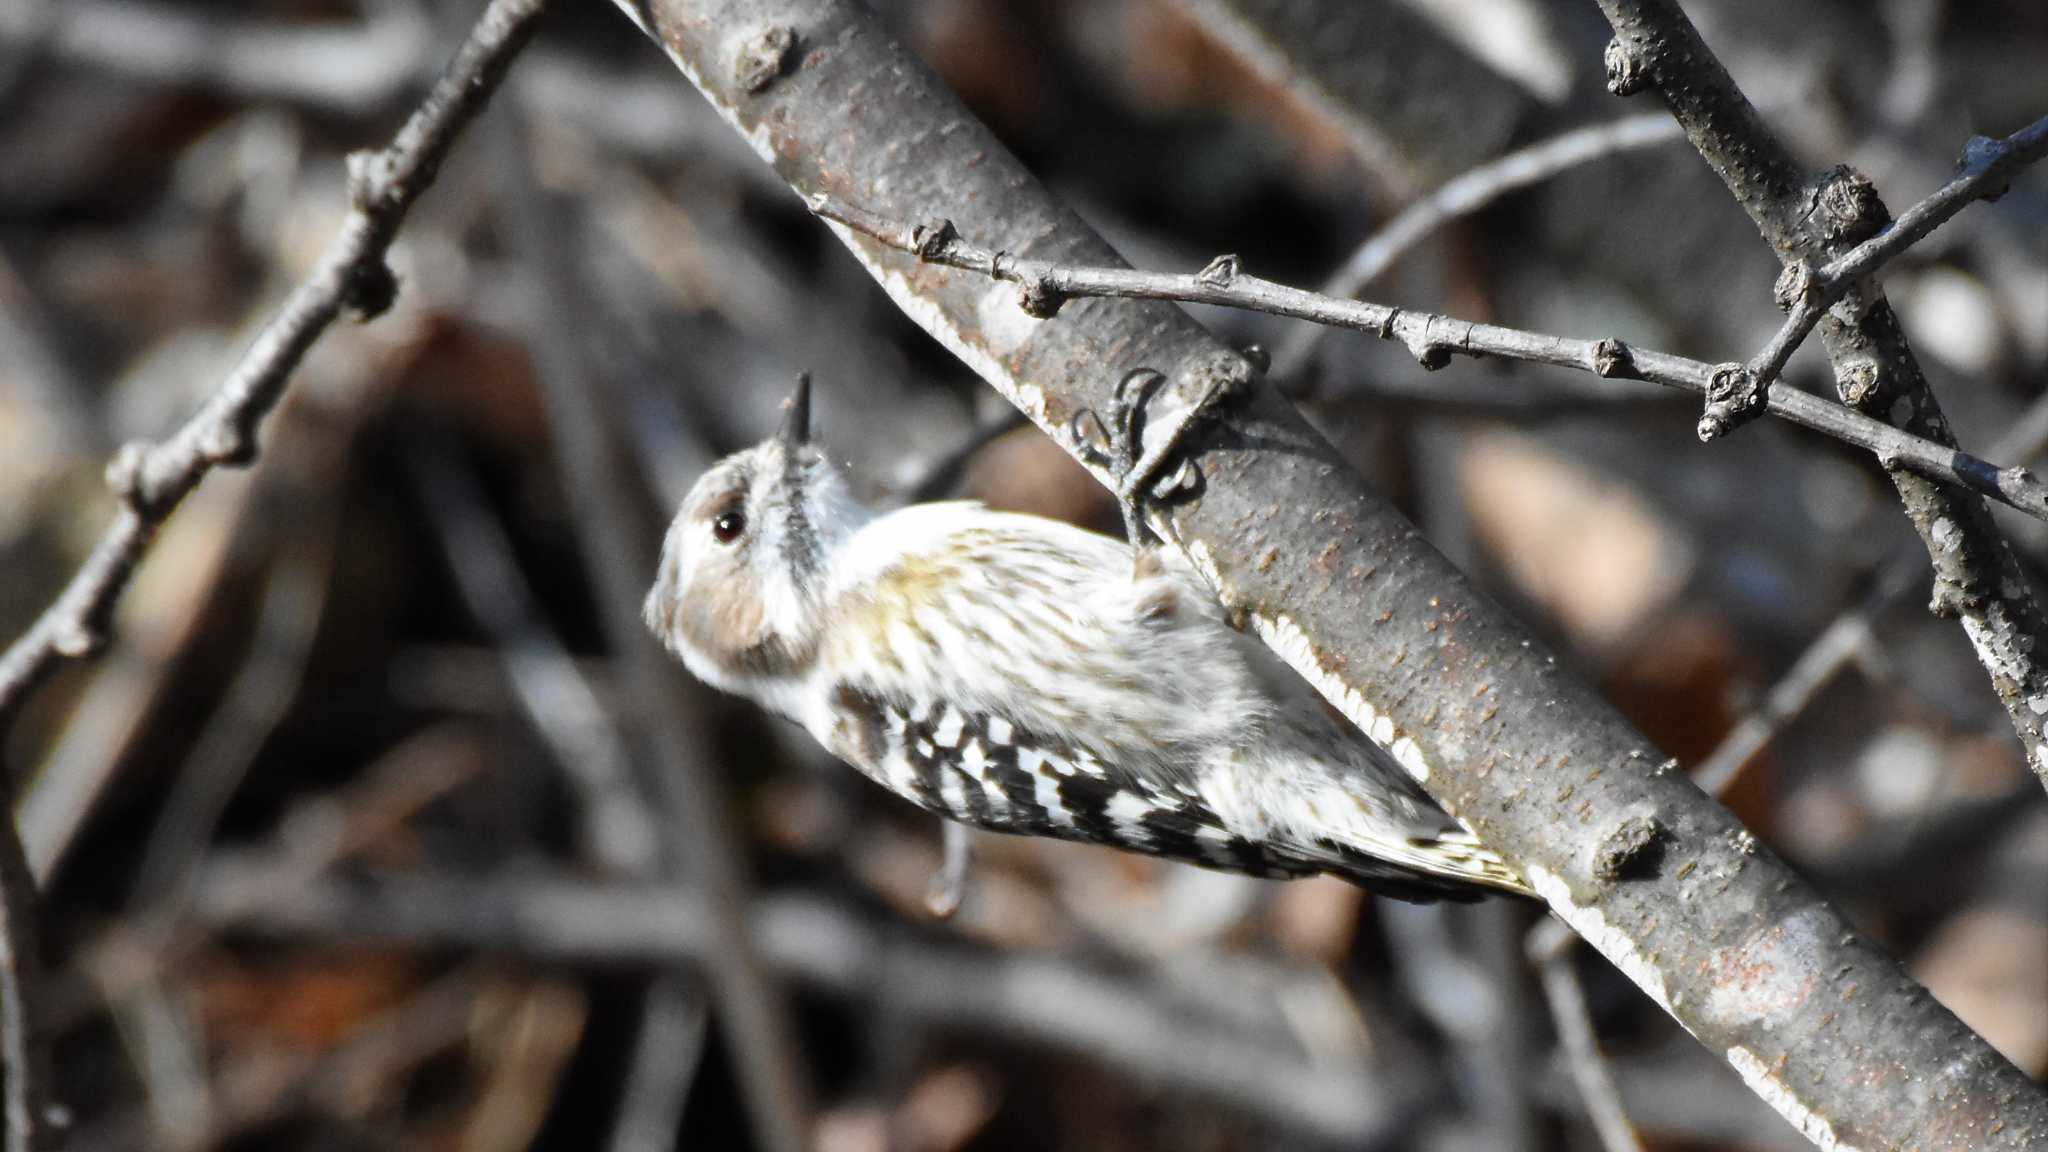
[1276,113,1686,382]
[1745,114,2048,393]
[1527,920,1644,1152]
[811,196,2048,526]
[0,4,550,1148]
[0,0,550,726]
[1596,0,2048,803]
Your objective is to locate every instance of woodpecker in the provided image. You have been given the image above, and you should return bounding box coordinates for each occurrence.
[643,374,1529,902]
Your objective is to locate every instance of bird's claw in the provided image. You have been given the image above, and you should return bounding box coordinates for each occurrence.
[1073,366,1237,550]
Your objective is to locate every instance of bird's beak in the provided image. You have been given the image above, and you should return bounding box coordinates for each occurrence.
[774,372,821,583]
[776,372,812,453]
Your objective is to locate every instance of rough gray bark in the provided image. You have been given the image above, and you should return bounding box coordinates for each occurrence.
[1597,0,2048,799]
[610,1,2048,1148]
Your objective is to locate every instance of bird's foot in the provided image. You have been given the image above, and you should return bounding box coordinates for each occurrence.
[1072,365,1242,553]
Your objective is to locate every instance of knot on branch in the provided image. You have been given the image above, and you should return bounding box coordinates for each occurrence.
[1837,360,1883,409]
[343,258,399,321]
[1772,262,1821,312]
[1016,272,1065,319]
[1603,37,1648,96]
[104,440,184,519]
[1397,314,1451,370]
[1811,165,1890,246]
[345,149,398,216]
[50,615,105,659]
[1929,572,1984,619]
[911,217,958,261]
[1196,254,1241,287]
[1590,337,1635,378]
[199,419,258,468]
[733,23,798,94]
[1958,134,2011,199]
[1593,814,1669,882]
[1698,363,1767,441]
[987,249,1065,317]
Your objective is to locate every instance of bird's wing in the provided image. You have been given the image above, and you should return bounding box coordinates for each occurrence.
[818,679,1318,878]
[812,504,1314,875]
[813,504,1529,900]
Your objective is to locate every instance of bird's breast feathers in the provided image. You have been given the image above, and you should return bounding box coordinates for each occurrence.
[809,504,1266,766]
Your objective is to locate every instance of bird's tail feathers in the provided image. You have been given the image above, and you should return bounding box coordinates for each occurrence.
[1319,826,1535,903]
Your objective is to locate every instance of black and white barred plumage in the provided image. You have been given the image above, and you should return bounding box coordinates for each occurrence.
[644,383,1528,902]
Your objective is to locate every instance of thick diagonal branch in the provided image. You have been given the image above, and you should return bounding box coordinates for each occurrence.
[610,1,2048,1148]
[1596,0,2048,798]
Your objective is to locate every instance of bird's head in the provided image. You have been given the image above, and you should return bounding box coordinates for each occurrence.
[644,374,867,688]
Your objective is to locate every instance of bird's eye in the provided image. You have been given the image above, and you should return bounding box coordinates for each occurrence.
[712,510,747,544]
